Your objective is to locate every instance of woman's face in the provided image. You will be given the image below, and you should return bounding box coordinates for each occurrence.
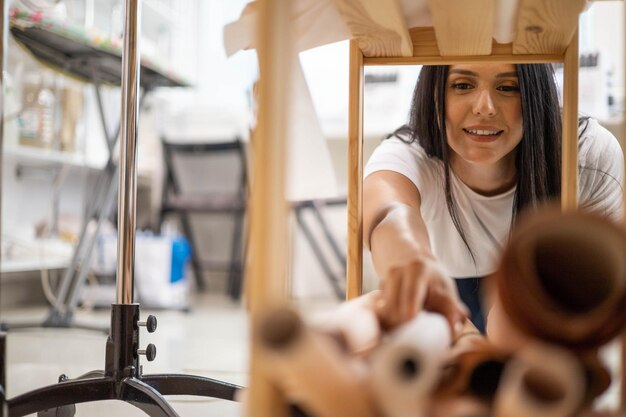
[445,63,524,167]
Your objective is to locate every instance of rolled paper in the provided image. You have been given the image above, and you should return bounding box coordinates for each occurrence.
[369,311,451,417]
[493,208,626,350]
[428,394,491,417]
[492,0,519,43]
[435,338,511,402]
[309,290,382,355]
[256,306,379,417]
[488,301,611,406]
[493,343,585,417]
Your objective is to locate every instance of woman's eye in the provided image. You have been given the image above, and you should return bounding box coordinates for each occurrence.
[497,85,520,93]
[452,82,473,90]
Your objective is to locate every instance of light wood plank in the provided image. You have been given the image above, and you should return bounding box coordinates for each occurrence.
[619,4,626,413]
[363,27,563,65]
[246,0,291,415]
[331,0,413,57]
[561,28,579,212]
[346,40,364,300]
[513,0,586,55]
[427,0,495,56]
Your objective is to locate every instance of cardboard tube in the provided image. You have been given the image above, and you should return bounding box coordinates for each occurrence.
[256,307,379,417]
[435,338,510,402]
[494,343,585,417]
[493,209,626,350]
[369,312,451,417]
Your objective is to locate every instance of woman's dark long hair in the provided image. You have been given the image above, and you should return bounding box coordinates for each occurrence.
[394,64,568,260]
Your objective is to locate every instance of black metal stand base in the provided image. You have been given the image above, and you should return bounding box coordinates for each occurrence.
[8,372,240,417]
[1,332,6,417]
[5,304,241,417]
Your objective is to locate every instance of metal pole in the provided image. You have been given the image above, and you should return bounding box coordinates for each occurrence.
[116,0,141,304]
[1,1,8,411]
[1,0,7,267]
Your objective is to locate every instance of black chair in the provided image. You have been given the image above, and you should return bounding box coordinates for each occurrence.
[159,137,247,299]
[292,196,347,299]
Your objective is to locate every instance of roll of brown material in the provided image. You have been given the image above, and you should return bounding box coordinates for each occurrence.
[492,209,626,350]
[434,337,511,403]
[493,343,586,417]
[256,306,379,417]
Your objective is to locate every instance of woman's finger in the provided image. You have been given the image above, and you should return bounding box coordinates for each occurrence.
[400,268,418,319]
[377,269,403,326]
[412,277,429,320]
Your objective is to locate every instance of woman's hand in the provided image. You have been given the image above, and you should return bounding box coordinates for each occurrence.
[374,255,468,332]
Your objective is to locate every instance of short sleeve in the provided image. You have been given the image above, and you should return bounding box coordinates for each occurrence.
[578,119,624,222]
[364,137,445,220]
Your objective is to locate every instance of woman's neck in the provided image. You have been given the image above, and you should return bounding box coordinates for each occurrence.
[450,153,517,196]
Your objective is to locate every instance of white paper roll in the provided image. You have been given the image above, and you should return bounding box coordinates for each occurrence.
[370,312,452,417]
[493,0,520,44]
[309,291,381,354]
[493,343,585,417]
[259,307,377,417]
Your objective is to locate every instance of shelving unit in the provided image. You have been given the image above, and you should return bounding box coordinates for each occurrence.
[3,144,104,170]
[1,6,189,281]
[1,236,73,274]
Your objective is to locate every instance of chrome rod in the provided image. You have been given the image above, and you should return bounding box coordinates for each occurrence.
[1,0,8,269]
[1,0,8,401]
[116,0,141,304]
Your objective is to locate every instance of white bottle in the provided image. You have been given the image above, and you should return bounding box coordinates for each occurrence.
[18,73,56,148]
[37,82,55,148]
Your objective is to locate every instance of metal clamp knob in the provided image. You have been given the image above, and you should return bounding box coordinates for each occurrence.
[138,344,157,361]
[138,315,157,333]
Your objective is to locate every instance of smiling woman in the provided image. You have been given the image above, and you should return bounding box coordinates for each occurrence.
[363,63,624,333]
[445,64,524,188]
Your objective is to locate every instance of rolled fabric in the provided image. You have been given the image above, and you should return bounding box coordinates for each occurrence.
[493,343,586,417]
[256,306,379,417]
[369,312,451,417]
[492,0,519,43]
[435,337,511,403]
[493,208,626,350]
[309,291,382,355]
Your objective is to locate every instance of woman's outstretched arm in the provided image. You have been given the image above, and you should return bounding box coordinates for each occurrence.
[364,170,468,331]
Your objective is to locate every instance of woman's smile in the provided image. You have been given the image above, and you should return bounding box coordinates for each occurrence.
[462,125,505,143]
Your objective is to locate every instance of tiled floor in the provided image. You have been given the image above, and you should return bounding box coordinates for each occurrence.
[2,293,256,417]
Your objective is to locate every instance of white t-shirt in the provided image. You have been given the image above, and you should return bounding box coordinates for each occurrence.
[364,119,624,278]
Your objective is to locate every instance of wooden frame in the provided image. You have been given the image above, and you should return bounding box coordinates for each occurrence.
[346,29,581,300]
[246,1,291,416]
[248,1,626,415]
[621,3,626,411]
